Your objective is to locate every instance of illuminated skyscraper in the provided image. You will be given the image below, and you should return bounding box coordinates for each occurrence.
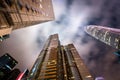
[85,25,120,50]
[27,34,93,80]
[0,0,54,41]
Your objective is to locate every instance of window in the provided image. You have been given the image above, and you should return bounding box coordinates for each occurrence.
[0,1,6,8]
[40,0,42,2]
[0,36,3,41]
[31,8,34,12]
[35,10,37,13]
[17,0,23,10]
[39,4,43,8]
[46,69,56,72]
[32,0,35,2]
[5,0,13,7]
[0,13,8,28]
[115,38,119,43]
[45,72,56,76]
[3,12,14,26]
[118,39,120,49]
[25,4,29,11]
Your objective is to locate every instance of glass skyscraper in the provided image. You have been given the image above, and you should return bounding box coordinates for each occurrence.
[85,25,120,50]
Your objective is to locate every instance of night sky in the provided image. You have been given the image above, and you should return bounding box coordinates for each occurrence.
[0,0,120,80]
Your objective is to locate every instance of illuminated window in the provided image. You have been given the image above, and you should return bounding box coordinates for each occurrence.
[71,76,75,79]
[47,62,50,65]
[104,31,108,40]
[118,41,120,49]
[108,36,111,44]
[40,0,42,2]
[86,75,92,78]
[116,46,118,48]
[115,38,119,42]
[64,75,67,77]
[8,57,11,59]
[45,72,56,76]
[40,4,43,8]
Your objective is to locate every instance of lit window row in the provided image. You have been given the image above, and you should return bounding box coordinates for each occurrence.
[88,26,120,49]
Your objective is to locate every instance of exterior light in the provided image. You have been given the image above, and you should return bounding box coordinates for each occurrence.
[71,76,75,79]
[86,75,92,78]
[40,0,42,2]
[40,4,43,8]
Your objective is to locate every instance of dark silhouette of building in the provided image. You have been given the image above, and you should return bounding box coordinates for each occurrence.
[85,25,120,50]
[0,53,18,80]
[4,68,21,80]
[27,34,94,80]
[16,69,29,80]
[0,0,54,41]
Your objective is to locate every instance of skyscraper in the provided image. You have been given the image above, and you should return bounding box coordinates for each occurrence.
[0,0,54,41]
[4,68,21,80]
[0,53,18,79]
[27,34,93,80]
[16,69,29,80]
[85,25,120,50]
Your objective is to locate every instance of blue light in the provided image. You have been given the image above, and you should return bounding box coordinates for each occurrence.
[5,64,12,70]
[113,50,120,56]
[95,77,104,80]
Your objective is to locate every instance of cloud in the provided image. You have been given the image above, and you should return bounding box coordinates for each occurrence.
[0,26,44,71]
[0,0,120,79]
[65,0,73,9]
[79,34,120,80]
[85,0,120,28]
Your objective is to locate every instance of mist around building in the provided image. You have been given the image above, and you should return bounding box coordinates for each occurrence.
[0,0,120,80]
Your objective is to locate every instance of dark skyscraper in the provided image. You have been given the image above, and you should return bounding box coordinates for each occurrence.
[16,69,29,80]
[0,53,18,79]
[27,34,93,80]
[85,25,120,50]
[4,68,21,80]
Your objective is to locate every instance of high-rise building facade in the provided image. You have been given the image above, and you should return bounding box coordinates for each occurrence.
[85,25,120,50]
[0,0,54,41]
[0,53,18,79]
[27,34,93,80]
[16,69,29,80]
[4,68,21,80]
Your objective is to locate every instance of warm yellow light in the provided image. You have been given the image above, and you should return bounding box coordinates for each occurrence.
[86,75,92,78]
[40,4,43,8]
[71,76,75,79]
[40,0,42,2]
